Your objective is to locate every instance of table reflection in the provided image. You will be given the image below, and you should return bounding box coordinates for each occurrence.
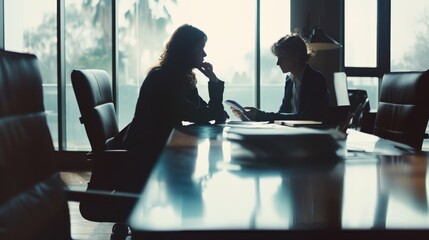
[129,124,429,237]
[376,155,429,228]
[277,164,345,229]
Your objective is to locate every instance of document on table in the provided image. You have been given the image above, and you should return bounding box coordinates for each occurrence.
[224,100,251,121]
[225,100,246,113]
[225,126,346,165]
[225,120,271,128]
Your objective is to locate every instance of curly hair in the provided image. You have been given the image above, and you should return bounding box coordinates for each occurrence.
[153,24,207,88]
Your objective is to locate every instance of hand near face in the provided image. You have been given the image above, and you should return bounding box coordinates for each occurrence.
[198,62,219,83]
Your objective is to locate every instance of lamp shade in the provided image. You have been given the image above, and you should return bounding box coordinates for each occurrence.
[307,27,341,51]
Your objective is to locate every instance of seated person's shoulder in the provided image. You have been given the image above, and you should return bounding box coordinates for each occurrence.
[308,67,327,86]
[143,67,167,86]
[309,66,326,79]
[147,67,165,79]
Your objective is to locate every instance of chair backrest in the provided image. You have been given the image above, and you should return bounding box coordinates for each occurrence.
[374,71,429,149]
[71,69,119,153]
[0,50,72,239]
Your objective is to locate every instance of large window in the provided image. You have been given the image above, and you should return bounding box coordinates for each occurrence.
[344,0,378,110]
[64,0,113,149]
[117,0,262,125]
[4,0,59,147]
[4,0,428,151]
[3,0,291,150]
[391,0,429,71]
[344,0,377,68]
[117,0,170,128]
[345,0,429,111]
[260,0,291,112]
[116,0,291,123]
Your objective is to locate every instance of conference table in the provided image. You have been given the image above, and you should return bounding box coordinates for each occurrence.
[128,122,429,239]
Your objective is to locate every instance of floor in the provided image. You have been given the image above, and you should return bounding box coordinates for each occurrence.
[60,171,121,240]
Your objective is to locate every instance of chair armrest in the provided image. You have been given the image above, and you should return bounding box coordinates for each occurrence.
[85,149,136,160]
[96,149,139,161]
[64,187,140,223]
[64,188,139,205]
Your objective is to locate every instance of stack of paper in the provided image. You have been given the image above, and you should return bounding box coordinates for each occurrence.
[225,126,345,165]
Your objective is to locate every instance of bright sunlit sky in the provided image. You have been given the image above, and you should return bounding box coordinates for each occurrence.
[6,0,429,70]
[163,0,291,79]
[165,0,256,75]
[345,0,428,67]
[390,0,428,65]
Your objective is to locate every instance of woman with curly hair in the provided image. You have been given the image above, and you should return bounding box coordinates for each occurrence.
[120,24,227,159]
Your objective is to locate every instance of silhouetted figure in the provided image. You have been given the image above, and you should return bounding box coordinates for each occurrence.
[115,24,227,179]
[233,34,328,122]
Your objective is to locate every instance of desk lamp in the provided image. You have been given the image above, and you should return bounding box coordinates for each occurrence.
[306,26,342,51]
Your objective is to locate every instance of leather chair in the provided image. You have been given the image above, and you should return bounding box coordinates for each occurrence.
[0,50,73,240]
[0,50,137,240]
[374,71,429,150]
[71,69,144,239]
[71,69,119,153]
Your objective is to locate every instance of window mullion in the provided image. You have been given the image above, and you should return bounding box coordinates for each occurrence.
[377,0,390,74]
[57,0,66,150]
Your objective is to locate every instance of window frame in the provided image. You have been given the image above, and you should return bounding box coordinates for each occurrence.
[342,0,391,93]
[0,0,4,48]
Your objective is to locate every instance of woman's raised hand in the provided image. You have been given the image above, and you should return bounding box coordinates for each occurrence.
[198,62,219,83]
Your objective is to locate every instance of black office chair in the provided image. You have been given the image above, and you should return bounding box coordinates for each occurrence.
[71,69,120,152]
[0,50,137,240]
[71,69,146,239]
[0,50,73,240]
[374,70,429,150]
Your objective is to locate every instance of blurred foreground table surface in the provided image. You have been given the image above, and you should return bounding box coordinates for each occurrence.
[129,123,429,240]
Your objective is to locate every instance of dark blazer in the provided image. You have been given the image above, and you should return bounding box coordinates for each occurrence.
[120,68,226,158]
[256,64,328,121]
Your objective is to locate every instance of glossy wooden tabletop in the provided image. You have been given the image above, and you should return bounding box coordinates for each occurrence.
[129,123,429,239]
